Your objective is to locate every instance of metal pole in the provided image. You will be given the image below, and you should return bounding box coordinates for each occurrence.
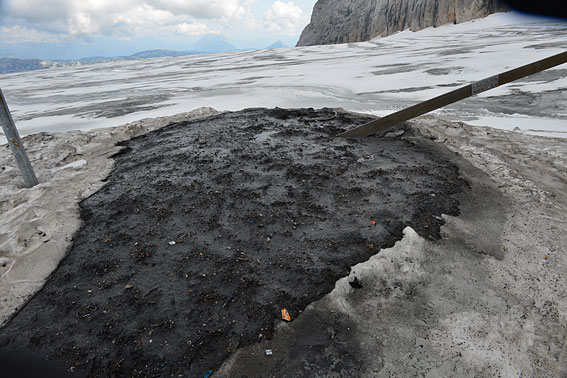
[338,50,567,137]
[0,88,38,188]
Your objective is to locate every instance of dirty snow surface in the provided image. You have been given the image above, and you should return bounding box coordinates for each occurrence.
[1,108,469,377]
[0,12,566,141]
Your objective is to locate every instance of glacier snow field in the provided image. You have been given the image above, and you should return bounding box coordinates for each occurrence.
[1,12,566,140]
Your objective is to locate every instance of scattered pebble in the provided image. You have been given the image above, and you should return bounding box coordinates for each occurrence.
[349,277,363,289]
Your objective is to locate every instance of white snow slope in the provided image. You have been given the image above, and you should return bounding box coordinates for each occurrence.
[0,12,566,141]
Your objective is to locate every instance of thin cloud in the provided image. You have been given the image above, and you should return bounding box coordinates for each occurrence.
[3,0,257,37]
[155,0,255,20]
[175,22,215,36]
[263,1,302,35]
[0,25,63,44]
[1,0,315,54]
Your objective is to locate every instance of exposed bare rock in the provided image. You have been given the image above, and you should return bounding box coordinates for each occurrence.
[297,0,510,46]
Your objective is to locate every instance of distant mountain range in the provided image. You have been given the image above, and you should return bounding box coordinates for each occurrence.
[0,36,289,75]
[0,58,46,75]
[265,41,289,49]
[64,49,204,63]
[193,35,238,53]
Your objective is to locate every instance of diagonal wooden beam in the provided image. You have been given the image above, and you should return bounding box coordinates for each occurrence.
[338,51,567,138]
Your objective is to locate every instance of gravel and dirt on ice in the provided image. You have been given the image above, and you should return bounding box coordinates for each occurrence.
[0,108,468,377]
[0,107,218,327]
[216,116,567,378]
[1,108,566,378]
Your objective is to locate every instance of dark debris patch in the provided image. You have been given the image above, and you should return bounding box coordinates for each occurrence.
[0,108,468,377]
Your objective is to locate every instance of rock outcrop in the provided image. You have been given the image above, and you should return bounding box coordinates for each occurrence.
[297,0,510,46]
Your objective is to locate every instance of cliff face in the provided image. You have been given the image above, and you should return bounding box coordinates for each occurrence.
[297,0,510,46]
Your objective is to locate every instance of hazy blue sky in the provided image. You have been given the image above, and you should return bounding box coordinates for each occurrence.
[0,0,317,60]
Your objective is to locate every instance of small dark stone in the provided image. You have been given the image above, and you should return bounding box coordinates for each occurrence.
[349,277,363,289]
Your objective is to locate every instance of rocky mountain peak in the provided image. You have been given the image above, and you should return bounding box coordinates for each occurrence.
[297,0,510,46]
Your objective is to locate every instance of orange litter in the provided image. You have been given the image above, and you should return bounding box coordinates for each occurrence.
[370,221,376,226]
[281,308,291,322]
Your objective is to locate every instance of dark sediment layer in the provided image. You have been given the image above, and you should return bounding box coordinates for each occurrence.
[0,108,468,377]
